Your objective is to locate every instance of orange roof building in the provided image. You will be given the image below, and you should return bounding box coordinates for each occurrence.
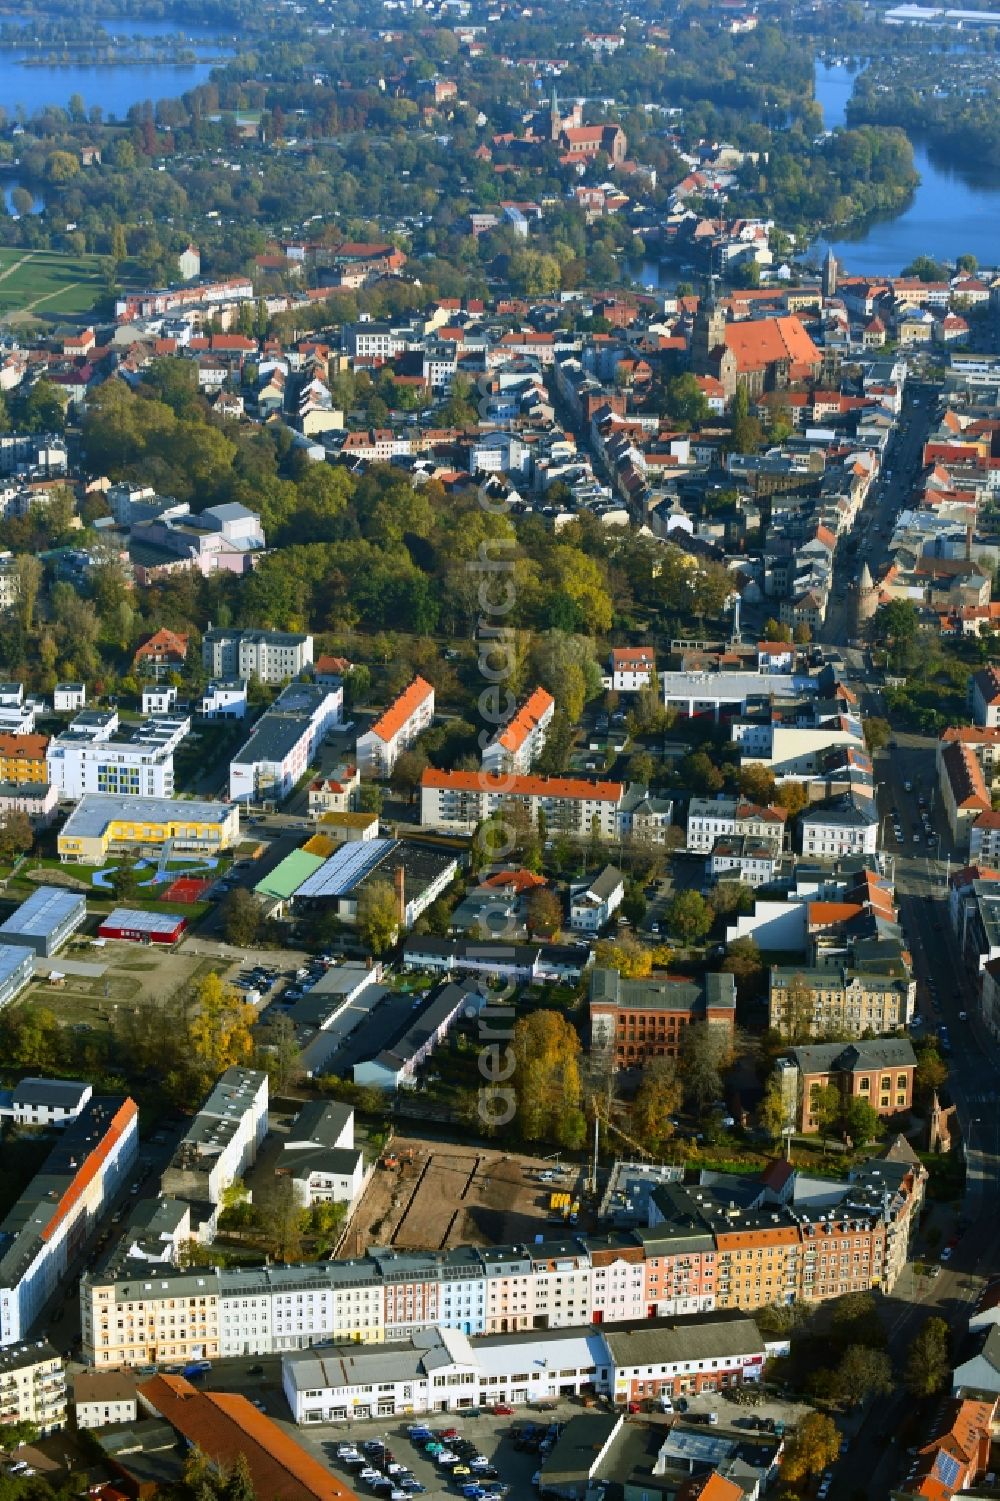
[482,685,555,773]
[0,732,49,783]
[138,1375,359,1501]
[133,627,189,668]
[420,767,625,838]
[356,676,435,777]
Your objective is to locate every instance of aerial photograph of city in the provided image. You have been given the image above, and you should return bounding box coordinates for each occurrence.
[0,0,994,1496]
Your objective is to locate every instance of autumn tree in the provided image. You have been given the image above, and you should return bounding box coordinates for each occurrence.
[779,972,817,1040]
[759,1071,795,1141]
[775,780,809,817]
[781,1412,840,1484]
[512,1010,586,1149]
[594,935,652,979]
[914,1038,948,1105]
[188,972,254,1084]
[904,1316,950,1398]
[15,555,42,633]
[679,1022,733,1113]
[356,880,400,955]
[526,886,563,940]
[809,1083,841,1143]
[737,763,777,804]
[631,1057,682,1150]
[843,1095,880,1147]
[0,810,33,865]
[258,1011,302,1093]
[721,937,766,1004]
[256,1174,305,1263]
[862,716,892,755]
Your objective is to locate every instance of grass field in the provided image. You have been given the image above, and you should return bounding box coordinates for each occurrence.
[0,246,106,322]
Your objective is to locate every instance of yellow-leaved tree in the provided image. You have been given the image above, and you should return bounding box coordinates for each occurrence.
[187,972,254,1085]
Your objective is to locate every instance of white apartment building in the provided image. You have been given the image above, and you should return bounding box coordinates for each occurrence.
[160,1069,268,1233]
[141,685,177,716]
[686,797,786,854]
[228,681,343,804]
[0,1340,66,1434]
[1,1097,138,1345]
[201,628,313,685]
[199,680,248,720]
[708,837,780,888]
[569,866,625,932]
[53,683,85,713]
[74,1371,137,1429]
[468,431,531,478]
[9,1077,93,1127]
[356,676,435,777]
[799,794,879,859]
[481,686,555,775]
[277,1101,364,1209]
[46,710,189,801]
[608,647,656,693]
[735,722,865,778]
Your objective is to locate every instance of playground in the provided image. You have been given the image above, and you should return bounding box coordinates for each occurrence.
[89,853,220,893]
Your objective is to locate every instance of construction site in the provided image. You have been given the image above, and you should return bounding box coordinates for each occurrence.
[343,1135,588,1255]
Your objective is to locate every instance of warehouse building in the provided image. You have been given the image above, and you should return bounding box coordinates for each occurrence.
[98,908,187,945]
[352,979,484,1092]
[0,945,35,1012]
[0,885,86,958]
[292,838,458,930]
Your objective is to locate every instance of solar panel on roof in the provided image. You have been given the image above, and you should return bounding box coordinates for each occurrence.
[934,1453,961,1488]
[294,838,394,898]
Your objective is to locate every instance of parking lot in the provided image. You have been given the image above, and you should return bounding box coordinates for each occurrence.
[297,1400,584,1501]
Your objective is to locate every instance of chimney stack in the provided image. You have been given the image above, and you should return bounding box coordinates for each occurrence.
[394,864,406,925]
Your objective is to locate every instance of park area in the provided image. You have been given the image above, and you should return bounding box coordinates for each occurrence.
[343,1135,584,1255]
[0,247,106,323]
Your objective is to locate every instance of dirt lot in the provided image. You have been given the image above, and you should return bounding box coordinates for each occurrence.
[343,1135,584,1254]
[23,940,222,1035]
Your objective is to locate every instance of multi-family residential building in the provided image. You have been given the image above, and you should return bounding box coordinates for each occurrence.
[971,811,1000,866]
[7,1077,92,1127]
[708,836,780,888]
[79,1146,921,1369]
[356,676,435,777]
[569,865,626,932]
[939,726,1000,792]
[0,1340,66,1434]
[686,798,787,855]
[307,764,360,818]
[589,968,737,1068]
[1,1096,137,1345]
[275,1101,365,1209]
[799,793,879,859]
[46,710,189,801]
[971,666,1000,728]
[481,687,555,774]
[199,679,248,720]
[201,628,313,685]
[0,733,48,784]
[774,1039,916,1131]
[228,680,343,803]
[940,740,993,848]
[58,794,239,865]
[160,1069,268,1239]
[420,769,626,838]
[73,1370,138,1429]
[608,647,656,693]
[768,965,913,1038]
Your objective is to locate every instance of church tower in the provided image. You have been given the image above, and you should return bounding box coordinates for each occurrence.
[691,283,727,377]
[549,85,561,143]
[823,247,838,299]
[852,560,878,632]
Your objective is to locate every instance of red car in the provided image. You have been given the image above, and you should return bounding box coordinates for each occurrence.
[439,1429,460,1441]
[490,1405,514,1416]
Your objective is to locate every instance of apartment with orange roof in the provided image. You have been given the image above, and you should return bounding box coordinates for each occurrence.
[420,767,625,839]
[898,1397,995,1501]
[0,732,48,784]
[481,686,555,774]
[608,646,656,692]
[356,676,435,777]
[1,1095,137,1345]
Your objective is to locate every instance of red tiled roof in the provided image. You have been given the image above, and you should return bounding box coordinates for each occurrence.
[496,686,555,754]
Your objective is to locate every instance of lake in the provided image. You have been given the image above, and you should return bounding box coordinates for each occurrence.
[0,14,228,123]
[814,58,1000,275]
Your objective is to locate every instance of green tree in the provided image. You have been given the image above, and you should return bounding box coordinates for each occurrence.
[256,1175,304,1264]
[14,554,42,632]
[903,1316,950,1398]
[862,716,892,754]
[223,887,262,948]
[525,886,563,940]
[914,1039,948,1105]
[111,852,143,903]
[356,880,399,955]
[834,1345,893,1406]
[666,889,712,945]
[843,1095,880,1146]
[809,1082,841,1141]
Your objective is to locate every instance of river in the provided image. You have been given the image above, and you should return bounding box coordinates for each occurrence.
[814,58,1000,275]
